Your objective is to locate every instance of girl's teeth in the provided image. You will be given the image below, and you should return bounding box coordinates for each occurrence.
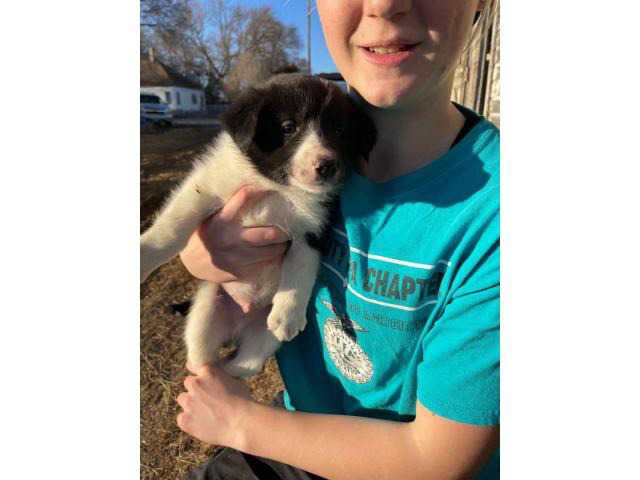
[367,46,407,54]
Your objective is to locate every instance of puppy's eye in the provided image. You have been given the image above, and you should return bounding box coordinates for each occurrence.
[335,127,345,138]
[281,120,296,134]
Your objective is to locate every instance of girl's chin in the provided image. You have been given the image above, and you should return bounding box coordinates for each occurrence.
[353,83,416,109]
[349,72,423,109]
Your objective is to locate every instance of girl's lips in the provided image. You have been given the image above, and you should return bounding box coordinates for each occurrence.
[359,44,418,68]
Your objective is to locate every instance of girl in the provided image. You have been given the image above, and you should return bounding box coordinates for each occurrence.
[177,1,500,478]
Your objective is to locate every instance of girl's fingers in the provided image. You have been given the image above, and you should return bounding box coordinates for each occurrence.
[186,362,211,375]
[239,226,291,247]
[216,185,272,223]
[234,257,284,278]
[241,242,289,265]
[222,244,288,271]
[176,392,190,407]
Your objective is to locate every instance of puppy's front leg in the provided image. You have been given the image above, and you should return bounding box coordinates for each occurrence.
[140,170,222,283]
[267,238,321,341]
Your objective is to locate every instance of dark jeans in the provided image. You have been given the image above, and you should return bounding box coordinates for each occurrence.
[181,392,326,480]
[181,448,325,480]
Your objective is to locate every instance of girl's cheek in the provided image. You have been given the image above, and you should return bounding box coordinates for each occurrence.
[317,0,361,56]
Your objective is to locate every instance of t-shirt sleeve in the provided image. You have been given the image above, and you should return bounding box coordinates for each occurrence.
[416,210,500,426]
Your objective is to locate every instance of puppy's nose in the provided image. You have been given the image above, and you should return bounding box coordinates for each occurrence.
[315,158,337,180]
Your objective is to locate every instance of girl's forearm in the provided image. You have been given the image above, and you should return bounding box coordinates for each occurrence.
[177,365,495,479]
[235,402,429,480]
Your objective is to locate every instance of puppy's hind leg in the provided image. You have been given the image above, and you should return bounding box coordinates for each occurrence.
[221,314,282,379]
[184,282,230,366]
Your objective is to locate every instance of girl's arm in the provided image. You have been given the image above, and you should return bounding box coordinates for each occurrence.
[178,185,290,310]
[177,363,499,480]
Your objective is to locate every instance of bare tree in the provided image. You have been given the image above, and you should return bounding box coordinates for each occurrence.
[222,51,270,101]
[221,5,303,99]
[144,0,303,101]
[140,0,190,31]
[238,6,302,73]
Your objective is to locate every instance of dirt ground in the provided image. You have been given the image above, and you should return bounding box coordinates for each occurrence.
[140,124,284,480]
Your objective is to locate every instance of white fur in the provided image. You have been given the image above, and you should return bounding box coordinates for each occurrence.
[141,130,333,377]
[289,128,339,193]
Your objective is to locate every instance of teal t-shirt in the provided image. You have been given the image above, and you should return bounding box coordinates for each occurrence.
[276,107,500,479]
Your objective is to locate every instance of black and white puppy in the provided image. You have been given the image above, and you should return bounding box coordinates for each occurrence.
[140,74,376,377]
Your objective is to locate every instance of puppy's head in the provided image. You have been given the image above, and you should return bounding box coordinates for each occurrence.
[222,74,376,194]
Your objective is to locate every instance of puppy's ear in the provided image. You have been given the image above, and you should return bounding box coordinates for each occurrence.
[221,90,265,152]
[348,98,377,162]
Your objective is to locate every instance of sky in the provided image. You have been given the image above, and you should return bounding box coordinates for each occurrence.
[227,0,338,74]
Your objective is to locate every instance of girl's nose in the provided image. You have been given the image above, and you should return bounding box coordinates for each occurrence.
[363,0,412,19]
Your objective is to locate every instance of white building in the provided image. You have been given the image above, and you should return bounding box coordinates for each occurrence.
[141,50,205,114]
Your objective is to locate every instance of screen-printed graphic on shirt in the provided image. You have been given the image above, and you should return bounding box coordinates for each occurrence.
[322,228,448,313]
[320,298,373,384]
[319,227,450,383]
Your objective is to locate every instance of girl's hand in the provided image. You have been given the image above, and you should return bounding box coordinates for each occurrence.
[179,185,290,308]
[176,363,254,449]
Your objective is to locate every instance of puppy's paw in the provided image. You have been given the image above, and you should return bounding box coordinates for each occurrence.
[267,307,306,342]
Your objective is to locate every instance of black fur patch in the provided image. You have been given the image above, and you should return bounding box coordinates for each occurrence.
[221,74,377,185]
[170,300,191,317]
[305,232,323,251]
[304,199,336,253]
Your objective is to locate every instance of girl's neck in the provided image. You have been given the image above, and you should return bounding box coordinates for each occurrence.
[355,90,465,183]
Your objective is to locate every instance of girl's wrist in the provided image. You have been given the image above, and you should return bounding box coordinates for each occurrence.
[232,400,279,455]
[230,397,261,452]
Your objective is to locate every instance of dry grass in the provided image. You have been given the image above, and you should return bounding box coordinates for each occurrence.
[140,125,284,479]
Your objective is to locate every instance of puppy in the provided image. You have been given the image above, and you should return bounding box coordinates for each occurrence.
[140,74,376,377]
